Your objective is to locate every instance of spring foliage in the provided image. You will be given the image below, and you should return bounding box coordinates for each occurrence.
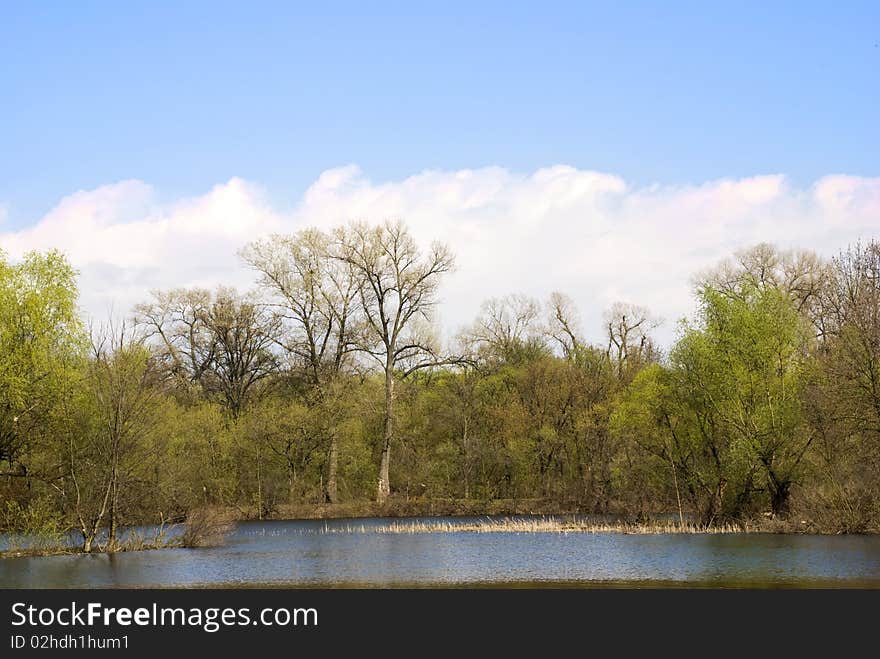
[2,234,880,546]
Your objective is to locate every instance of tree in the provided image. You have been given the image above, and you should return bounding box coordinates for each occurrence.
[696,242,828,335]
[0,249,83,478]
[462,293,547,364]
[611,364,693,520]
[136,287,280,417]
[57,324,164,551]
[199,288,281,418]
[241,229,361,502]
[335,220,456,503]
[545,291,583,359]
[615,284,812,524]
[603,302,660,379]
[133,288,216,398]
[802,241,880,530]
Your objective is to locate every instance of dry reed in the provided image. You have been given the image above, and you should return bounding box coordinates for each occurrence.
[317,517,746,535]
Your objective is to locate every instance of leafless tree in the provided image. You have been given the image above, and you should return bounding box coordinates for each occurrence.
[201,288,281,418]
[135,287,280,417]
[544,291,583,359]
[696,242,830,334]
[604,302,661,378]
[241,229,362,502]
[462,293,544,362]
[335,220,456,503]
[134,288,215,389]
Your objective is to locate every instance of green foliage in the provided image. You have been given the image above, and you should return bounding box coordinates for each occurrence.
[614,283,813,524]
[3,238,880,541]
[0,249,84,468]
[1,497,65,551]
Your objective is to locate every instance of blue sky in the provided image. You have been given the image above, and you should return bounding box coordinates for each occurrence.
[2,3,878,342]
[1,2,877,229]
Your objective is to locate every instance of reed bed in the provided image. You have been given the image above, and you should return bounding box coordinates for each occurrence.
[318,517,746,535]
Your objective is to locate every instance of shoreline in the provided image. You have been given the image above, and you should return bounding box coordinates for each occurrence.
[220,500,877,535]
[3,503,879,559]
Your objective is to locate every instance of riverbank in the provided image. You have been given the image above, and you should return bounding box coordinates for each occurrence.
[3,500,875,559]
[221,499,840,534]
[0,508,234,559]
[0,539,168,559]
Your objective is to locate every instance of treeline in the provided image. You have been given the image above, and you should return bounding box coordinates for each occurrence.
[2,222,879,550]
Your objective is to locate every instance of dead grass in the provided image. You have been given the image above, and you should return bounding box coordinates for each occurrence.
[178,507,236,548]
[318,517,746,535]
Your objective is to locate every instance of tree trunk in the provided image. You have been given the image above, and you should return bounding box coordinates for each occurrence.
[107,461,119,549]
[377,368,394,504]
[377,440,391,504]
[256,447,263,520]
[326,434,339,504]
[107,498,117,549]
[462,416,469,500]
[287,462,296,503]
[770,479,791,517]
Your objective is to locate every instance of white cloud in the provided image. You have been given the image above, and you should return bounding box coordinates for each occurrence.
[1,178,284,322]
[2,166,878,347]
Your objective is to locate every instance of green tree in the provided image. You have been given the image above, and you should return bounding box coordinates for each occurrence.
[0,249,83,479]
[55,327,164,551]
[801,241,880,530]
[615,284,812,524]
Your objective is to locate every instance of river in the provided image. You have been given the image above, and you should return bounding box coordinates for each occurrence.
[2,516,879,588]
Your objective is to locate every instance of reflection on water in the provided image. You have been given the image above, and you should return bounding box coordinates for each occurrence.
[2,516,880,588]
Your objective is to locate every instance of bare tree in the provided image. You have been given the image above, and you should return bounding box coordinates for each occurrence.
[134,288,215,391]
[545,291,583,359]
[200,288,281,418]
[135,287,280,418]
[696,243,829,333]
[241,229,361,383]
[335,220,456,503]
[604,302,660,378]
[241,229,362,502]
[462,293,544,362]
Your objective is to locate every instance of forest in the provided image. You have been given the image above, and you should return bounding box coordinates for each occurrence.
[2,220,879,552]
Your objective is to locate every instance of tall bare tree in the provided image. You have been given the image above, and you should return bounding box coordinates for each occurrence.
[133,288,215,392]
[335,220,456,503]
[241,229,361,502]
[201,288,281,418]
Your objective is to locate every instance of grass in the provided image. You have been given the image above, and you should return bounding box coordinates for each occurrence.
[0,508,235,558]
[317,516,746,535]
[0,537,170,559]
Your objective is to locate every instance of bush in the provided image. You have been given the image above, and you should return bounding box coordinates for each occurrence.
[178,507,235,548]
[1,498,67,552]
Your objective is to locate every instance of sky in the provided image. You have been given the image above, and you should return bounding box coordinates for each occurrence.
[1,2,878,346]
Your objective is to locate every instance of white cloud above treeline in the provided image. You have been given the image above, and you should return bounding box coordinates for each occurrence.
[2,165,878,347]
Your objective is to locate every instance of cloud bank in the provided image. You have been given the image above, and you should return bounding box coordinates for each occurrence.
[2,166,878,346]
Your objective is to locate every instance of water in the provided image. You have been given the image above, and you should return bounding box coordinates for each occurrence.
[2,516,880,588]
